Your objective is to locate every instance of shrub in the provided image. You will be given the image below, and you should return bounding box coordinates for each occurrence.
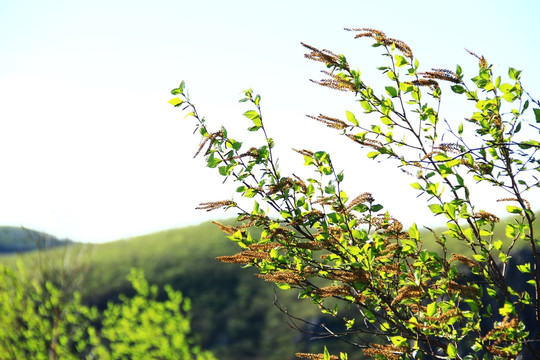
[170,28,540,359]
[0,264,215,359]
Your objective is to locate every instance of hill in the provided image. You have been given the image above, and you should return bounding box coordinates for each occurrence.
[0,220,350,360]
[0,226,73,254]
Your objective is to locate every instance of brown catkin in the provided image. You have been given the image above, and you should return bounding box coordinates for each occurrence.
[295,352,338,360]
[314,285,351,298]
[449,253,480,268]
[363,344,408,360]
[196,200,236,212]
[255,270,303,285]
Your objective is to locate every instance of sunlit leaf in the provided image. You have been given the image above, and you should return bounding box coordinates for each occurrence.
[346,110,359,126]
[168,97,183,107]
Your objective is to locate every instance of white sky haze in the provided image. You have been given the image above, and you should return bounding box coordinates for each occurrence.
[1,0,540,242]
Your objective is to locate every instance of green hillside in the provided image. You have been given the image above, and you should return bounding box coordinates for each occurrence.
[0,220,352,360]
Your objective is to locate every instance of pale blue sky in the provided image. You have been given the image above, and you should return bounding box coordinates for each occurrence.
[1,0,539,242]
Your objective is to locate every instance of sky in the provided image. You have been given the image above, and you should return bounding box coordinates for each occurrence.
[1,0,540,243]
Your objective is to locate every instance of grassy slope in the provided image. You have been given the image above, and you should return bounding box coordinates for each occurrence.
[0,221,342,360]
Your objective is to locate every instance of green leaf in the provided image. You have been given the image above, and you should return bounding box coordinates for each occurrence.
[244,188,259,198]
[499,83,513,93]
[218,165,228,176]
[506,224,517,238]
[226,139,242,151]
[409,223,419,241]
[380,116,393,126]
[385,86,398,98]
[399,82,413,92]
[394,54,408,67]
[451,85,466,94]
[276,283,291,290]
[517,263,531,274]
[360,100,373,112]
[508,67,522,81]
[447,343,457,359]
[499,302,515,316]
[218,164,235,176]
[206,154,221,168]
[390,336,408,347]
[426,302,437,317]
[314,151,328,162]
[437,163,453,178]
[503,92,517,102]
[170,80,185,95]
[345,111,359,126]
[367,151,379,159]
[168,97,183,107]
[506,205,523,214]
[534,108,540,123]
[428,204,444,214]
[323,347,331,360]
[410,182,423,190]
[243,110,262,127]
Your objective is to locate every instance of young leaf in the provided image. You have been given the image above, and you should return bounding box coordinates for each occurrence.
[428,204,444,214]
[534,108,540,123]
[345,110,359,126]
[243,110,262,127]
[447,343,457,359]
[410,182,423,190]
[409,223,419,240]
[426,302,437,317]
[168,97,183,107]
[360,100,373,112]
[385,86,398,98]
[394,54,408,67]
[506,205,523,214]
[508,67,522,80]
[451,84,466,94]
[323,347,331,360]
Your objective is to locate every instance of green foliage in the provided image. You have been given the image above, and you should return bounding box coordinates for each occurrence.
[0,222,341,359]
[95,268,216,360]
[171,28,540,359]
[0,264,215,360]
[0,263,98,359]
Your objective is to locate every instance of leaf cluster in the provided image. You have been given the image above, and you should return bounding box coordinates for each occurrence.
[170,28,540,359]
[0,264,215,360]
